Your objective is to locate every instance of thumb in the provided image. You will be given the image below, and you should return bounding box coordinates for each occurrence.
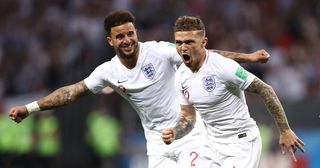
[280,145,286,155]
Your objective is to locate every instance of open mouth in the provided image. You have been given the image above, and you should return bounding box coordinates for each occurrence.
[182,54,191,63]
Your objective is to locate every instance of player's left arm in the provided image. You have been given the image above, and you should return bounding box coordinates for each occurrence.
[246,77,305,162]
[211,49,270,63]
[161,105,196,145]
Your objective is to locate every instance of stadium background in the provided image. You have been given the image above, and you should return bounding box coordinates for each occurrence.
[0,0,319,168]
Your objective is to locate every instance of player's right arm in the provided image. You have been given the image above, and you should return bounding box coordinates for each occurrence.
[9,80,90,123]
[161,104,196,145]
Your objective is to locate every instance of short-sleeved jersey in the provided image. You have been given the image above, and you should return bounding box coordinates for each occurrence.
[84,41,204,155]
[175,50,259,143]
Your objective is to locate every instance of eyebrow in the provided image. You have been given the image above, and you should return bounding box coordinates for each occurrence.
[175,39,195,43]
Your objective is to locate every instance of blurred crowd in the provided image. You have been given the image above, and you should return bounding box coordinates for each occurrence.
[0,0,319,168]
[0,0,319,104]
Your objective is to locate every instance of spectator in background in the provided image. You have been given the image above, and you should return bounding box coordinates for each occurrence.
[86,105,121,168]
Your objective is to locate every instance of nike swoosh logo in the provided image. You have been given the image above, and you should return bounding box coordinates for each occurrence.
[182,85,189,90]
[181,81,189,90]
[117,80,128,84]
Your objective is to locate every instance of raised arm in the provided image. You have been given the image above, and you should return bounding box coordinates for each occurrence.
[9,80,91,123]
[246,77,305,161]
[161,105,196,145]
[211,49,270,63]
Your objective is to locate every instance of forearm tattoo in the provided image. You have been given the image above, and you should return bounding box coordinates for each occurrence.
[38,81,89,110]
[211,49,244,63]
[174,116,195,140]
[246,78,290,133]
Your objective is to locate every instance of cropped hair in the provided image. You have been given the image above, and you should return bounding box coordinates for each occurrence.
[174,16,205,36]
[104,10,136,35]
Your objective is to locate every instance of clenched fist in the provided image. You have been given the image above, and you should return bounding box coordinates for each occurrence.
[161,128,176,145]
[250,49,270,63]
[9,106,29,123]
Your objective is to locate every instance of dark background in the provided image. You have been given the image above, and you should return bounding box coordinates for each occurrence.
[0,0,319,168]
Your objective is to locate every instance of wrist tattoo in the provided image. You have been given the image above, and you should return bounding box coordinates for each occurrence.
[174,117,194,140]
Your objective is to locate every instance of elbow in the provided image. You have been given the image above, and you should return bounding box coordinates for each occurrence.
[263,84,273,92]
[259,83,276,97]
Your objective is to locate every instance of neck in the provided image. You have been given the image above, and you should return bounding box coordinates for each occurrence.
[191,48,207,73]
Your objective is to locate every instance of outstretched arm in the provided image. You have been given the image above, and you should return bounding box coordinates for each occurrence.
[246,77,305,161]
[9,80,91,123]
[211,49,270,63]
[161,105,196,145]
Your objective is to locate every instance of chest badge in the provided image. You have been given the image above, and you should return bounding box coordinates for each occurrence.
[141,63,156,79]
[202,75,216,92]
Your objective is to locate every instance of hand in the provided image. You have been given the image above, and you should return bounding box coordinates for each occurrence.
[279,129,305,162]
[250,49,270,63]
[9,106,29,123]
[161,128,176,145]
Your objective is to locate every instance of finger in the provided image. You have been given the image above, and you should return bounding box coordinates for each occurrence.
[263,51,270,57]
[15,117,22,123]
[162,129,173,134]
[288,147,297,162]
[297,138,305,146]
[295,141,305,153]
[164,141,172,145]
[9,110,16,118]
[161,134,173,139]
[280,144,286,155]
[163,138,173,145]
[292,145,297,153]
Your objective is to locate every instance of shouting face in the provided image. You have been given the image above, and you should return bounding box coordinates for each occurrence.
[175,30,207,72]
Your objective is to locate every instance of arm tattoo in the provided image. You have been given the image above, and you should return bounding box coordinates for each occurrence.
[174,116,195,140]
[246,78,290,133]
[38,81,90,111]
[210,49,245,63]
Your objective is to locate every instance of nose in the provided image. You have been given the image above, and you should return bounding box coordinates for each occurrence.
[123,35,131,44]
[181,43,188,52]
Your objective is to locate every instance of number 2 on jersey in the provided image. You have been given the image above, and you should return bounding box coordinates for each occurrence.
[190,151,198,167]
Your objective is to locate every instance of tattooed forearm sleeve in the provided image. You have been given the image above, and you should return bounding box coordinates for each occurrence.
[174,116,195,140]
[37,81,90,111]
[210,49,246,63]
[246,78,290,133]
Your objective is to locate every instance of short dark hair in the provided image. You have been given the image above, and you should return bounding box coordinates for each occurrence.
[104,10,136,35]
[174,16,205,36]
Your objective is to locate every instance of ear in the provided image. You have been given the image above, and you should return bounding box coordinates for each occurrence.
[202,37,208,48]
[107,36,113,46]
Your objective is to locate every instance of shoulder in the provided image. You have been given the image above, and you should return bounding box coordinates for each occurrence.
[90,61,112,76]
[142,41,176,51]
[207,50,243,83]
[208,50,239,71]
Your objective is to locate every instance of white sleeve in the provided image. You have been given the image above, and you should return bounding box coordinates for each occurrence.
[158,41,183,66]
[84,62,110,94]
[216,56,255,90]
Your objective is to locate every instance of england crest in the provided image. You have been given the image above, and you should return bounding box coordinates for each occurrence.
[202,75,216,92]
[141,63,156,79]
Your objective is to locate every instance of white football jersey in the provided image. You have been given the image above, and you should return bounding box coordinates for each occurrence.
[175,50,259,143]
[84,41,205,155]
